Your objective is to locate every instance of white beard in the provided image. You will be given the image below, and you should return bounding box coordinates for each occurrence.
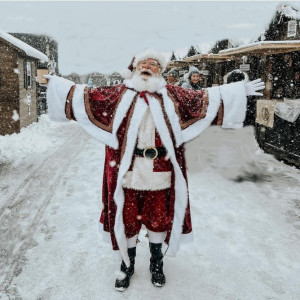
[131,71,164,93]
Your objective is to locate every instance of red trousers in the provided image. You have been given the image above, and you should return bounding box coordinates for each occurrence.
[123,188,172,238]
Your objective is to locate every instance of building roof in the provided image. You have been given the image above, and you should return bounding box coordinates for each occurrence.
[280,5,300,20]
[219,40,300,56]
[0,30,48,62]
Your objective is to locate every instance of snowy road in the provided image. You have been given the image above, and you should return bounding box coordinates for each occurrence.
[0,129,85,295]
[0,116,300,300]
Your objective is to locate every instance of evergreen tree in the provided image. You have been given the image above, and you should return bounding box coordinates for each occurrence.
[64,73,81,84]
[210,40,232,54]
[170,51,177,61]
[186,46,200,57]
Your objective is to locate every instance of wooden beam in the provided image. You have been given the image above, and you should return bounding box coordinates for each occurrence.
[219,43,300,57]
[184,53,232,63]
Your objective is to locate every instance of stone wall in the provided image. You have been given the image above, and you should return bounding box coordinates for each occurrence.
[0,38,38,135]
[0,40,20,135]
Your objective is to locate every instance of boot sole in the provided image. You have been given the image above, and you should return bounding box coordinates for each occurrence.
[153,282,165,287]
[115,286,127,292]
[115,273,134,292]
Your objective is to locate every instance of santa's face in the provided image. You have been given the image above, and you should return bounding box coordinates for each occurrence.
[131,58,165,93]
[136,58,161,77]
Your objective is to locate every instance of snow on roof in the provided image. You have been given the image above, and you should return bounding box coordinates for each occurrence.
[219,40,300,54]
[0,30,48,62]
[280,5,300,20]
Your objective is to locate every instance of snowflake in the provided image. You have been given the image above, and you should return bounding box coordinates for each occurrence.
[11,110,19,121]
[109,160,116,167]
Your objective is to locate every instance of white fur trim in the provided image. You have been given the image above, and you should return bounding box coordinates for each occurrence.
[133,48,167,72]
[179,82,247,142]
[119,69,133,79]
[114,99,149,267]
[181,86,221,143]
[220,81,247,129]
[123,109,171,190]
[113,94,189,264]
[159,87,183,147]
[123,170,172,190]
[112,89,137,144]
[72,87,136,149]
[223,70,249,84]
[147,95,188,257]
[46,75,75,122]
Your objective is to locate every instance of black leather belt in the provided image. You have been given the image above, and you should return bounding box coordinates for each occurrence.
[134,146,167,160]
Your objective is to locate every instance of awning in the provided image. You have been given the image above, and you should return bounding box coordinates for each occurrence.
[184,53,232,63]
[166,60,189,69]
[219,40,300,57]
[166,54,232,69]
[166,40,300,69]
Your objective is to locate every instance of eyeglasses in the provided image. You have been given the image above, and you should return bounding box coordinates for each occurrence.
[139,59,160,67]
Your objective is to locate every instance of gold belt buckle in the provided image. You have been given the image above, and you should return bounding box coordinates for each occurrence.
[143,146,158,160]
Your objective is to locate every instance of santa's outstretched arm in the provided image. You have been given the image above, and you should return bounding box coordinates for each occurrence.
[43,75,75,122]
[176,79,265,143]
[42,75,126,149]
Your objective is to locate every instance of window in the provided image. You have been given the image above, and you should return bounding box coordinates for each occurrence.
[287,20,297,37]
[26,62,32,89]
[24,61,32,89]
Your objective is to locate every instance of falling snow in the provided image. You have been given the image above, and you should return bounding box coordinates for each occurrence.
[0,117,300,299]
[11,110,19,121]
[109,160,116,167]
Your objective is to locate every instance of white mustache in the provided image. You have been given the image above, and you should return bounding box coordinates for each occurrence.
[136,68,154,76]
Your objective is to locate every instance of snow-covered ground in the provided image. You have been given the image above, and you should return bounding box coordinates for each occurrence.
[0,115,300,300]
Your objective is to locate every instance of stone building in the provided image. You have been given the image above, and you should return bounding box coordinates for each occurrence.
[9,33,59,74]
[109,72,123,85]
[0,31,48,135]
[9,33,59,116]
[86,72,107,87]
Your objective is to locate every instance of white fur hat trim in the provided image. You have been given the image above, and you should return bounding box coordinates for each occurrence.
[132,49,167,72]
[223,69,249,84]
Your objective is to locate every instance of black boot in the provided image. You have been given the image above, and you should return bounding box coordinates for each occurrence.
[115,247,136,292]
[149,242,166,287]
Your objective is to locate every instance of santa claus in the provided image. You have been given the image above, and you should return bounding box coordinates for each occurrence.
[44,49,264,291]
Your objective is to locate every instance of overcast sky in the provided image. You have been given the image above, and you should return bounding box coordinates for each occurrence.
[0,1,299,75]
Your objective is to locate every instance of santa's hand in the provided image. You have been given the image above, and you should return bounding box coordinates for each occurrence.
[245,78,265,96]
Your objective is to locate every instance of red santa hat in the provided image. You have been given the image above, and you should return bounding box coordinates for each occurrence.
[120,48,167,79]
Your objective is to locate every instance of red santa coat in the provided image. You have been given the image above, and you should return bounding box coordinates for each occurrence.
[46,76,248,266]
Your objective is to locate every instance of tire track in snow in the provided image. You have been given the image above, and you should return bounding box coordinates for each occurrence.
[0,130,86,295]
